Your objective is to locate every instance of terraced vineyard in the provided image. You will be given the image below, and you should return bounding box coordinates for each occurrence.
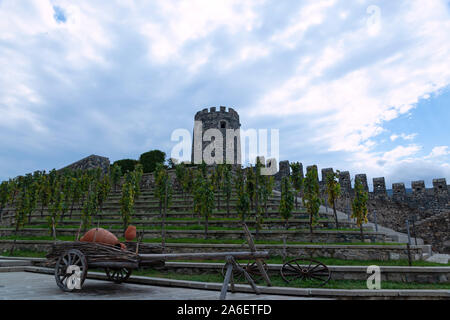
[0,167,431,263]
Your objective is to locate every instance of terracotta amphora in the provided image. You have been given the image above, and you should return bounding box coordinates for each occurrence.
[80,228,120,246]
[125,225,137,241]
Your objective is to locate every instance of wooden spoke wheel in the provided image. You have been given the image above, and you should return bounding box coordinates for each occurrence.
[280,258,331,286]
[55,249,88,292]
[221,260,244,282]
[245,261,269,281]
[105,267,132,284]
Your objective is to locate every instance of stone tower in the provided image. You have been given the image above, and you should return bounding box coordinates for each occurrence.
[191,106,241,165]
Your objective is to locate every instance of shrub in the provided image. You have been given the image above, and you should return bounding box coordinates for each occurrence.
[113,159,139,173]
[139,150,166,173]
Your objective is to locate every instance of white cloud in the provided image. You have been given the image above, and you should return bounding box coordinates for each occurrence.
[271,0,336,48]
[381,145,422,163]
[0,0,449,185]
[140,0,263,65]
[250,0,450,176]
[425,146,450,159]
[390,133,418,142]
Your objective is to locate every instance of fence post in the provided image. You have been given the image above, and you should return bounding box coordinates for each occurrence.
[406,219,412,266]
[373,210,378,232]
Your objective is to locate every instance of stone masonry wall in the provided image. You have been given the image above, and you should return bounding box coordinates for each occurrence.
[414,211,450,254]
[273,160,450,253]
[60,154,110,174]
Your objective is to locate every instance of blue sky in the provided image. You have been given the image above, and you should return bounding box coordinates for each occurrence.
[0,0,449,189]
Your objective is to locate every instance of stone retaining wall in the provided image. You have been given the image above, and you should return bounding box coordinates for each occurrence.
[0,228,389,243]
[0,241,426,261]
[163,262,450,284]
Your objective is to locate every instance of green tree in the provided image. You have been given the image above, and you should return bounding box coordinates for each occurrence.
[96,174,111,216]
[10,186,28,255]
[155,164,172,217]
[290,162,303,210]
[193,173,215,239]
[246,166,256,211]
[198,161,207,178]
[183,168,195,213]
[279,176,294,261]
[131,163,144,200]
[38,175,51,218]
[27,171,42,224]
[81,189,97,233]
[119,176,135,233]
[235,167,250,223]
[279,177,294,230]
[175,163,187,199]
[48,180,63,240]
[69,176,83,219]
[192,170,204,223]
[59,172,73,223]
[259,175,274,218]
[222,164,233,215]
[303,166,321,240]
[254,159,264,237]
[352,179,369,242]
[110,163,122,192]
[212,164,225,209]
[325,170,341,230]
[0,181,10,224]
[139,150,166,173]
[8,178,18,207]
[113,159,139,173]
[154,164,173,247]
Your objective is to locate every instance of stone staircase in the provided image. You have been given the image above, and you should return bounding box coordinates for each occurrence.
[0,183,435,261]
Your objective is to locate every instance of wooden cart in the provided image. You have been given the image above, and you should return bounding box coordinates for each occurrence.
[46,224,272,299]
[45,241,166,291]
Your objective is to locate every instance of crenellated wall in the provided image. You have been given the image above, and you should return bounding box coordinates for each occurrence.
[272,160,449,253]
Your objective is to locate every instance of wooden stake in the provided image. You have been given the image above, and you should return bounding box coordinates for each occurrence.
[242,223,272,287]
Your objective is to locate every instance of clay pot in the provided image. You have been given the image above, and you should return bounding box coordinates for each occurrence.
[125,225,137,241]
[80,228,119,246]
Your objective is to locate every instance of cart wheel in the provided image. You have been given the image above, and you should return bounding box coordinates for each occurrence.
[280,258,331,286]
[55,249,88,292]
[105,267,132,284]
[245,261,269,281]
[221,260,244,282]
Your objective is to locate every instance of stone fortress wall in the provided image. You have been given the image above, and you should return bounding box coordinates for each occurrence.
[274,160,450,253]
[59,154,449,253]
[59,154,110,174]
[191,106,241,165]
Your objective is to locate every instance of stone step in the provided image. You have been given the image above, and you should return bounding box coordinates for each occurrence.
[0,259,32,267]
[26,218,367,229]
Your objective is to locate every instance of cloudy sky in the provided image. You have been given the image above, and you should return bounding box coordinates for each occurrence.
[0,0,449,189]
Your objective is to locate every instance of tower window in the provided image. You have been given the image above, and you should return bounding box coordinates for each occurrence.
[220,121,227,129]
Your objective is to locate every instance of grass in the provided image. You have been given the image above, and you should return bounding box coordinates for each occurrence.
[0,235,402,246]
[0,249,46,258]
[130,269,450,290]
[20,224,362,233]
[23,217,342,225]
[2,251,449,267]
[177,256,450,267]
